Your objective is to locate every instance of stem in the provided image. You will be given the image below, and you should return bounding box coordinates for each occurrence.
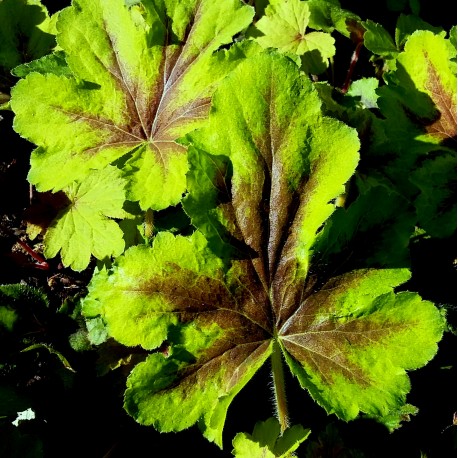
[342,41,363,94]
[16,239,49,270]
[271,340,289,433]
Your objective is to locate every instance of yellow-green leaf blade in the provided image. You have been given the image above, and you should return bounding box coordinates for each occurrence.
[279,269,446,421]
[43,166,126,271]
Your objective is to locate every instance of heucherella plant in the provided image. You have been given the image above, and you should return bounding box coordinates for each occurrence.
[81,51,445,448]
[11,0,256,206]
[4,0,455,454]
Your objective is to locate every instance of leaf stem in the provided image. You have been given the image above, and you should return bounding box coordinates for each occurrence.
[271,340,289,433]
[342,41,363,93]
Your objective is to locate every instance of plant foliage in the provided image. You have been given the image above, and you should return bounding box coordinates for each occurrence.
[1,0,456,455]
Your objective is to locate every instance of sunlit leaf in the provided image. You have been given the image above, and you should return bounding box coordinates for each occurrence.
[43,166,127,271]
[11,0,255,210]
[232,417,310,457]
[83,52,445,448]
[254,0,335,73]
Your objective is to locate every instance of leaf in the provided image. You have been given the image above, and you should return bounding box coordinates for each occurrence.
[11,408,36,427]
[254,0,335,73]
[313,182,416,272]
[0,0,56,93]
[280,269,444,420]
[43,166,127,271]
[12,50,72,78]
[307,0,360,37]
[182,147,236,258]
[377,30,457,152]
[84,51,445,447]
[21,343,76,373]
[0,284,49,309]
[347,77,379,109]
[366,403,419,432]
[0,306,18,332]
[362,20,398,58]
[11,0,255,210]
[232,417,310,457]
[410,153,456,238]
[395,14,444,49]
[374,30,457,198]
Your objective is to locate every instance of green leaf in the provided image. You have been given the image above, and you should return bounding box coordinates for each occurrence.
[84,51,445,447]
[0,386,30,417]
[366,403,419,432]
[395,14,444,49]
[12,50,72,78]
[232,417,310,457]
[21,343,75,373]
[313,182,416,272]
[411,153,456,238]
[363,20,398,58]
[43,166,127,271]
[183,147,236,258]
[450,26,457,52]
[11,0,255,210]
[254,0,335,73]
[378,30,457,150]
[374,30,457,198]
[0,306,18,332]
[0,284,49,309]
[280,269,444,420]
[0,0,56,93]
[347,77,380,109]
[307,0,360,38]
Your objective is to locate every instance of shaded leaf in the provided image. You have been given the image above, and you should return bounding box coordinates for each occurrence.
[307,0,360,37]
[21,343,75,373]
[313,182,416,272]
[395,14,444,49]
[411,153,456,238]
[362,20,398,58]
[370,30,457,205]
[0,0,56,93]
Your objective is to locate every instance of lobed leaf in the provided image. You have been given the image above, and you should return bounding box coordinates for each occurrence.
[232,417,310,457]
[377,30,457,154]
[11,0,255,210]
[43,166,127,271]
[410,153,456,238]
[254,0,335,73]
[84,51,445,447]
[279,269,445,420]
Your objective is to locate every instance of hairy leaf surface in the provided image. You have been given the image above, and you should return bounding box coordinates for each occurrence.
[11,0,255,209]
[83,52,445,446]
